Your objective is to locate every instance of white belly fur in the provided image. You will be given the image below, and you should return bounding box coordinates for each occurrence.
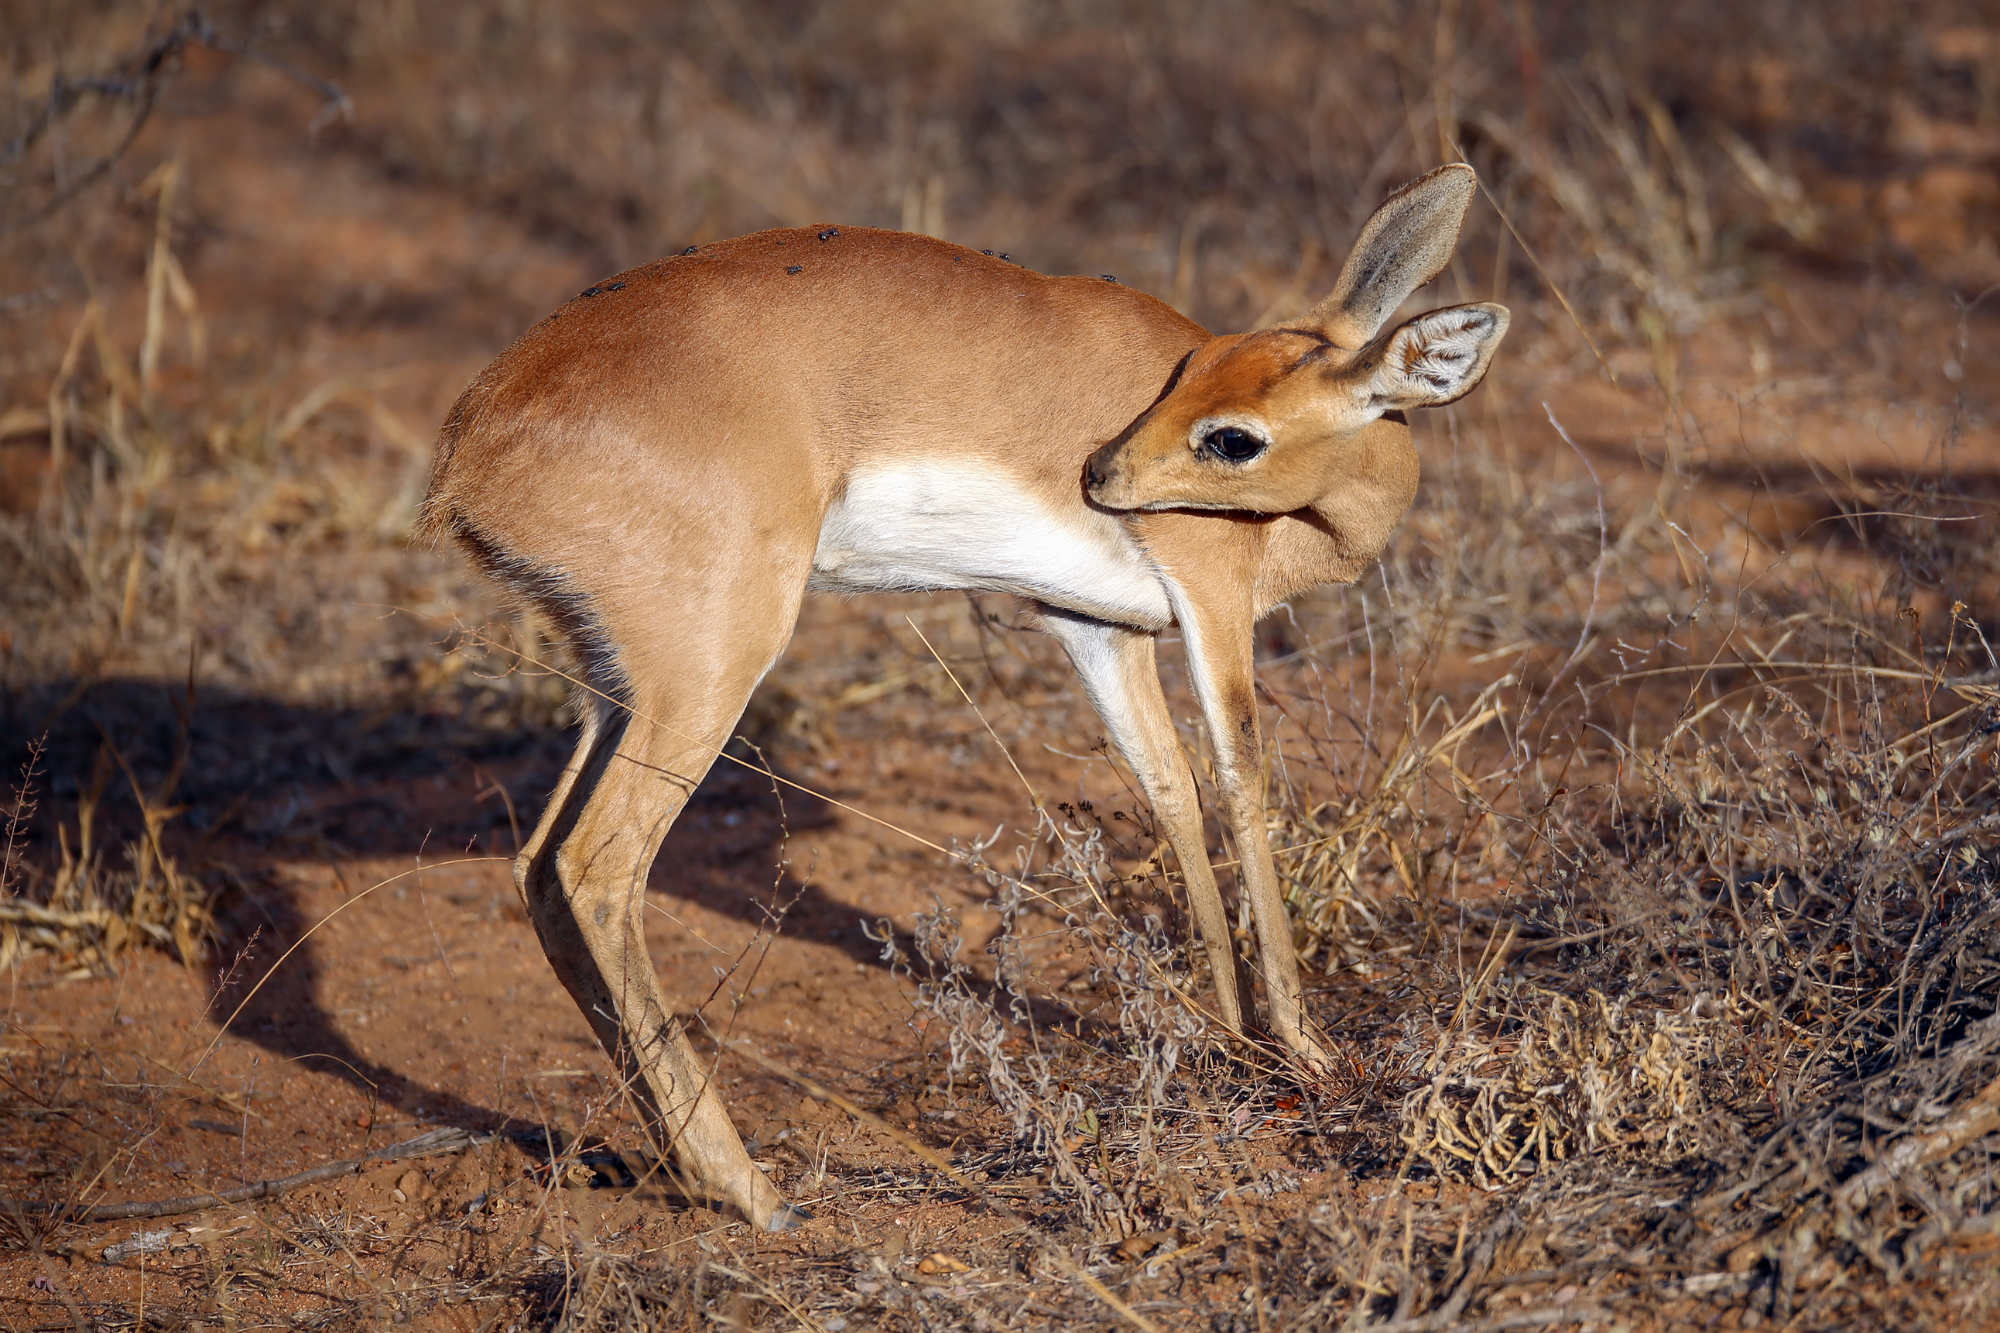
[808,460,1174,629]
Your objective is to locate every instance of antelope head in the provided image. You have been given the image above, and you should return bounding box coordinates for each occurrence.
[1085,163,1509,514]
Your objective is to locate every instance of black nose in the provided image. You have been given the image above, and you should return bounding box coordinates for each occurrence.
[1084,444,1115,491]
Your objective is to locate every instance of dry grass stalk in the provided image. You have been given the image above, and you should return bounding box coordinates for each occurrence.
[1,725,219,971]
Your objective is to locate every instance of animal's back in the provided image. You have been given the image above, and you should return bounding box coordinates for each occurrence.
[419,227,1206,561]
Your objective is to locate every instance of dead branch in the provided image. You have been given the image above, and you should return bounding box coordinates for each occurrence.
[2,1126,488,1224]
[1834,1073,2000,1214]
[1,9,349,236]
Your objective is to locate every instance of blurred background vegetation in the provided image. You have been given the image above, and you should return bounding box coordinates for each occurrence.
[3,0,1996,694]
[3,0,1997,686]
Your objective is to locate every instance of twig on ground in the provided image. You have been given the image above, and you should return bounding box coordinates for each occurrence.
[3,1126,489,1223]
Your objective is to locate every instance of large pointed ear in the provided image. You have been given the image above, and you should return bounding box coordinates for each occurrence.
[1366,302,1510,411]
[1306,163,1478,348]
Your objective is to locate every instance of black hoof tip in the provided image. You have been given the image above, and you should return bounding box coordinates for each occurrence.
[765,1203,813,1232]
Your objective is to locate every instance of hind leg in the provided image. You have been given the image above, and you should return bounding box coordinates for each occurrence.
[515,590,808,1230]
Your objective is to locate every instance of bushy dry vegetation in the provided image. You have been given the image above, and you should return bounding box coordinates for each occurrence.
[3,0,1999,1329]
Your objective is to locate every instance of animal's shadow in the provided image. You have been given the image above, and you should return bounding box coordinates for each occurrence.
[0,675,1096,1142]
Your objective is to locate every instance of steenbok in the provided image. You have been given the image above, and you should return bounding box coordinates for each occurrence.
[420,163,1508,1229]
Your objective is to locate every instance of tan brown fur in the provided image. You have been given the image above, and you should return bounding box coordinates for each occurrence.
[422,166,1507,1231]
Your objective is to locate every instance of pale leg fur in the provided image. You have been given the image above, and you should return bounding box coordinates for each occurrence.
[509,545,817,1231]
[515,691,800,1229]
[1035,609,1246,1036]
[1169,590,1334,1072]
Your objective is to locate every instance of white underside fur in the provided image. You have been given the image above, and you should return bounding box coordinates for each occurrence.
[808,460,1174,629]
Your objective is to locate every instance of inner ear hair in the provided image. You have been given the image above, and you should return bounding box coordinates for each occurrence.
[1370,302,1510,410]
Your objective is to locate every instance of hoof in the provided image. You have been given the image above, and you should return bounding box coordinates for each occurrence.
[763,1203,813,1232]
[1275,1027,1335,1078]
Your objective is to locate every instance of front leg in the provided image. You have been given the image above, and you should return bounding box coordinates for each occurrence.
[1033,606,1246,1037]
[1166,582,1333,1073]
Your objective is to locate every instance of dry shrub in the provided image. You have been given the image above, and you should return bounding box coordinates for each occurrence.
[1271,675,1515,973]
[469,458,1998,1330]
[519,1248,756,1333]
[893,817,1215,1238]
[912,824,1216,1232]
[1393,655,2000,1194]
[1401,986,1721,1188]
[0,724,222,971]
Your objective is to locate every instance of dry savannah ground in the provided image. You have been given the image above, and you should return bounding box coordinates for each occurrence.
[3,2,2000,1330]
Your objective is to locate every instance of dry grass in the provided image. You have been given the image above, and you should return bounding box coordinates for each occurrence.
[2,0,1998,1329]
[0,727,222,973]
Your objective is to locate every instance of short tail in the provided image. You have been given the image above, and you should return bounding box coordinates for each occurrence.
[412,372,491,546]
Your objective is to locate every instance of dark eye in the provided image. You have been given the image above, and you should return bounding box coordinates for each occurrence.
[1204,426,1267,463]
